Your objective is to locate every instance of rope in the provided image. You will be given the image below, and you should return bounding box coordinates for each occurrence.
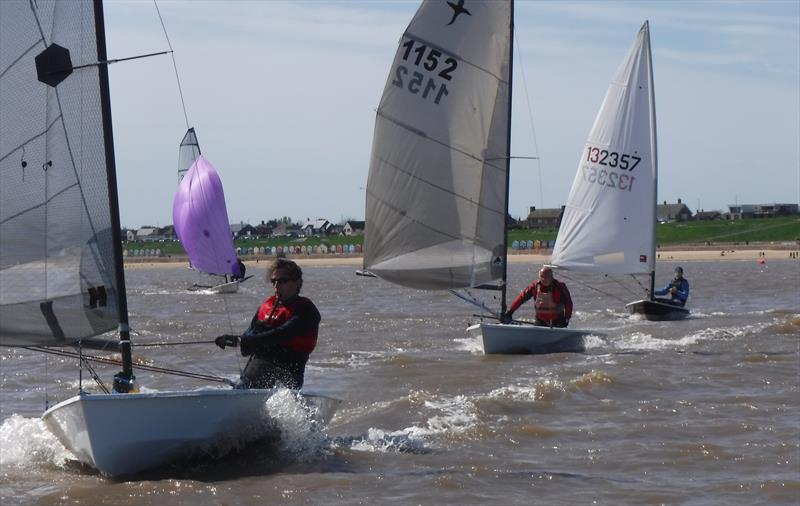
[602,274,640,298]
[514,31,544,209]
[556,271,630,303]
[153,0,190,129]
[132,339,217,348]
[629,274,650,294]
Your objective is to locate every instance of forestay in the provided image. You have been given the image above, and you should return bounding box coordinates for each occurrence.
[550,22,657,275]
[364,0,511,290]
[172,155,238,277]
[0,0,119,346]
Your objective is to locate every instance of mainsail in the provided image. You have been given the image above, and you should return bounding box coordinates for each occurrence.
[0,0,122,346]
[172,151,238,277]
[177,127,201,181]
[550,22,657,276]
[363,0,512,290]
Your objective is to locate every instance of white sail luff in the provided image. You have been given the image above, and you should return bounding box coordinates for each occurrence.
[550,22,656,276]
[645,21,658,274]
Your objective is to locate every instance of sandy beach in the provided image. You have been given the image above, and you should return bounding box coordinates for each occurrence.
[123,246,800,269]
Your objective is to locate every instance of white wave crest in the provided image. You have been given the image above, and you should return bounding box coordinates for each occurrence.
[613,331,702,350]
[453,336,483,353]
[0,414,74,470]
[345,427,430,454]
[341,394,479,454]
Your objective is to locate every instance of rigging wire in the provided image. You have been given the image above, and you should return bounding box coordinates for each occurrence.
[24,346,234,386]
[514,31,545,209]
[153,0,190,129]
[152,0,242,376]
[79,351,110,394]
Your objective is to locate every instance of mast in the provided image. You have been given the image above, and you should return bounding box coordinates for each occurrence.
[500,0,514,318]
[645,21,657,300]
[94,0,134,389]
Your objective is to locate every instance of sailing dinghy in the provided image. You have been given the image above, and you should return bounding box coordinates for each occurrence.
[549,21,689,322]
[173,128,250,294]
[0,0,338,476]
[362,0,595,353]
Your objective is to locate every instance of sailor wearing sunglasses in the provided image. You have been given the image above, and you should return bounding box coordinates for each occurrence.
[215,257,320,390]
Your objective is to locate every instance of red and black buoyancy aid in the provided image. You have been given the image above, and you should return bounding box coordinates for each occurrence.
[533,286,561,322]
[256,295,318,354]
[509,280,572,323]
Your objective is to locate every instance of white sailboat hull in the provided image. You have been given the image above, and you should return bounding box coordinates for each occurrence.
[188,280,239,293]
[468,322,596,354]
[41,388,340,477]
[210,280,239,294]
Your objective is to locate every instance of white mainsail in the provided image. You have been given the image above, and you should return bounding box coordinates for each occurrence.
[550,21,657,276]
[364,0,512,290]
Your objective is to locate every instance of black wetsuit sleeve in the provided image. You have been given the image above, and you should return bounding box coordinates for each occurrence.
[239,302,321,357]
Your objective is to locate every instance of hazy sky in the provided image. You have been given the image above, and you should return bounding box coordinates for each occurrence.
[103,0,800,229]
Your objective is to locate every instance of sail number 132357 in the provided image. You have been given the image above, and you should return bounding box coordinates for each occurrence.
[581,145,644,192]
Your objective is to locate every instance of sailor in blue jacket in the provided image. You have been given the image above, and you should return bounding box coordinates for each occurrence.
[653,266,690,307]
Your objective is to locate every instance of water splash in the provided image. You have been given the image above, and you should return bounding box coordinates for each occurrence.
[263,388,331,462]
[0,415,73,470]
[582,333,606,350]
[453,335,483,353]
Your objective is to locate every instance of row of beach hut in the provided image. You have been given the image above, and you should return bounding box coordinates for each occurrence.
[236,244,362,256]
[511,239,556,250]
[123,244,364,258]
[124,241,553,258]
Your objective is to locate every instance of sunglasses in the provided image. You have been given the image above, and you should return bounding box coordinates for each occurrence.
[270,277,294,285]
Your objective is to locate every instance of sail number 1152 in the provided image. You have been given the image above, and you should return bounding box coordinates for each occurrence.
[391,39,457,105]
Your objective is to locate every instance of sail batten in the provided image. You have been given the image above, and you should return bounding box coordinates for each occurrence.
[550,22,656,276]
[364,0,511,290]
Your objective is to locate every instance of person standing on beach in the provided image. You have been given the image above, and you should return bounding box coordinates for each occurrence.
[503,266,573,327]
[214,258,319,389]
[653,266,690,307]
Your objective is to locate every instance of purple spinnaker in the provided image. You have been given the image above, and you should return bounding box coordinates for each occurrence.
[172,155,237,276]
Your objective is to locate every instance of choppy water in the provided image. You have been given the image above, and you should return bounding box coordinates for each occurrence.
[1,259,798,505]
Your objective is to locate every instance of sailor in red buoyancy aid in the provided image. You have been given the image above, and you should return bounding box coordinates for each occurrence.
[215,258,319,389]
[504,266,573,328]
